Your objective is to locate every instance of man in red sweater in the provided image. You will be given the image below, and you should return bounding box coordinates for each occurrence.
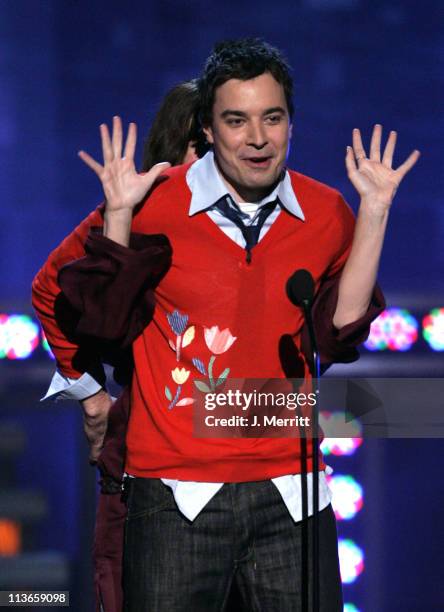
[33,39,419,611]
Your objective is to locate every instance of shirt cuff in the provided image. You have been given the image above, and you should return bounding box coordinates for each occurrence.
[41,370,103,402]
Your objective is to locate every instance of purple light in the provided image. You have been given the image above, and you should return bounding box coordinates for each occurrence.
[320,411,363,456]
[328,474,363,520]
[423,308,444,351]
[338,538,364,584]
[365,308,418,351]
[0,314,39,359]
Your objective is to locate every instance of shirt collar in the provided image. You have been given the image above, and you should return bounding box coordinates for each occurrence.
[186,150,305,221]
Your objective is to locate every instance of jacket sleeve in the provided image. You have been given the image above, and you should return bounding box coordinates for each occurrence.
[57,229,172,348]
[302,193,386,368]
[31,205,106,381]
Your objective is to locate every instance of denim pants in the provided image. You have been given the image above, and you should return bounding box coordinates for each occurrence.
[123,478,343,611]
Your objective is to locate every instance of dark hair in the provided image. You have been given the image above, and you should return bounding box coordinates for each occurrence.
[141,79,208,171]
[198,38,294,127]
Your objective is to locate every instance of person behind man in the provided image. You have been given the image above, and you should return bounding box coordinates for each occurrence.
[33,80,231,612]
[33,79,246,612]
[91,80,211,612]
[34,39,419,611]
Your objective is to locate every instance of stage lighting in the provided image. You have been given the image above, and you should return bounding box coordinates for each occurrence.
[0,519,21,555]
[0,314,40,359]
[338,538,364,584]
[364,308,418,351]
[422,308,444,351]
[320,411,363,456]
[328,474,363,520]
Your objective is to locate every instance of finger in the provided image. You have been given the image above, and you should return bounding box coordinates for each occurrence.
[78,150,104,177]
[112,115,123,158]
[394,150,420,182]
[100,123,113,163]
[369,124,382,162]
[142,161,171,190]
[352,128,367,163]
[382,130,397,167]
[123,122,137,160]
[84,427,104,462]
[89,444,100,463]
[345,145,358,175]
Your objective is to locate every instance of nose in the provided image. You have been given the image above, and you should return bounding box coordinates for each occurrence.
[246,120,267,149]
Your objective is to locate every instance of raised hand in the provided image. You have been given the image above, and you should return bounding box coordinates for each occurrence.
[345,124,420,213]
[78,116,170,212]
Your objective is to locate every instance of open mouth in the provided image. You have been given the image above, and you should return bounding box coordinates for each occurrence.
[243,156,272,169]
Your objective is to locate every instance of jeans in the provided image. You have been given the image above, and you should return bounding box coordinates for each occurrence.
[123,478,342,611]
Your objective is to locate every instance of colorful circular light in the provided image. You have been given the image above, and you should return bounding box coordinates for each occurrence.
[364,308,418,351]
[328,474,363,520]
[343,604,360,612]
[321,437,362,456]
[320,411,363,456]
[338,538,364,584]
[0,314,40,359]
[41,331,55,360]
[422,308,444,351]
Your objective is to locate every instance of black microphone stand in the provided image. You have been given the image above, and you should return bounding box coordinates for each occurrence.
[300,297,321,612]
[286,269,321,612]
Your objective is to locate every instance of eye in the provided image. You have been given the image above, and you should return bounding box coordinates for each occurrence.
[265,114,282,125]
[226,118,244,127]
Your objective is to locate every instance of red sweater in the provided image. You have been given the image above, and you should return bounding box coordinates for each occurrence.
[49,164,384,482]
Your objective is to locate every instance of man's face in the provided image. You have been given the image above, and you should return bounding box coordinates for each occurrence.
[203,72,292,202]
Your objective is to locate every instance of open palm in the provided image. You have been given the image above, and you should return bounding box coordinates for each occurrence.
[78,116,170,212]
[346,125,420,211]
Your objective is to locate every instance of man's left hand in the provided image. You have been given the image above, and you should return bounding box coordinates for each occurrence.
[81,389,114,464]
[346,124,420,214]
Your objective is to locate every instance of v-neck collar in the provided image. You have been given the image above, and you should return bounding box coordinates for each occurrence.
[193,202,293,264]
[186,151,305,221]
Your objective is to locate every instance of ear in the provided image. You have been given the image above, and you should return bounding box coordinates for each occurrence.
[203,125,214,145]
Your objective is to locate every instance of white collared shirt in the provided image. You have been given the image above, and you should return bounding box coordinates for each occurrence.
[187,150,304,240]
[43,151,331,521]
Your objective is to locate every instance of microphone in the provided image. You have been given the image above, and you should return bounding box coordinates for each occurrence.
[286,269,315,309]
[286,268,320,612]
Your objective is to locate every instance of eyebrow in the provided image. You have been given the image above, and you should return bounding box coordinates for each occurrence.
[220,106,287,119]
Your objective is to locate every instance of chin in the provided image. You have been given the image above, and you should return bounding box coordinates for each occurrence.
[248,172,280,189]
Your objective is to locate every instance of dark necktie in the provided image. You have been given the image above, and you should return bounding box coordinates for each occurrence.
[214,196,277,262]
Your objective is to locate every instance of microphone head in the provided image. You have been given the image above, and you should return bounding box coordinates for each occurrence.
[286,269,315,307]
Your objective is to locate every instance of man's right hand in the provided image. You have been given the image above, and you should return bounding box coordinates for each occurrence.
[81,389,114,464]
[78,116,170,246]
[78,116,170,213]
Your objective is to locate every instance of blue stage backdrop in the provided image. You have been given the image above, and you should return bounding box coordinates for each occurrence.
[1,0,442,303]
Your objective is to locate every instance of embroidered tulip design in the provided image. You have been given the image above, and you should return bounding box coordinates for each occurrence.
[192,357,207,376]
[166,367,193,409]
[164,310,237,407]
[167,310,195,361]
[171,367,190,385]
[193,326,237,393]
[204,326,237,354]
[167,310,188,335]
